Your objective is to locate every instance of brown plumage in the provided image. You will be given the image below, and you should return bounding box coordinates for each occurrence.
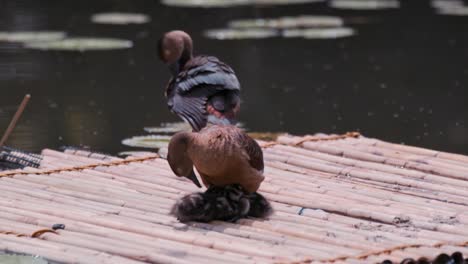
[167,125,264,193]
[158,30,241,131]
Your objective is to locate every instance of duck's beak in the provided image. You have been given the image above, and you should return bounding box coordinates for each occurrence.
[187,169,202,188]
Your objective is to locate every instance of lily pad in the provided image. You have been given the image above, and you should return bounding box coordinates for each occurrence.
[161,0,324,7]
[91,13,151,25]
[122,135,172,149]
[228,15,344,29]
[24,37,133,51]
[144,122,191,134]
[436,6,468,15]
[204,28,279,40]
[161,0,250,7]
[431,0,463,9]
[329,0,400,10]
[0,31,66,43]
[282,27,355,39]
[252,0,324,5]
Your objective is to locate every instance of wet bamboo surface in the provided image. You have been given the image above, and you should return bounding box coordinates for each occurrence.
[0,133,467,264]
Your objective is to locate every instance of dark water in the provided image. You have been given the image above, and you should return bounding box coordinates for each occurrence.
[0,0,467,155]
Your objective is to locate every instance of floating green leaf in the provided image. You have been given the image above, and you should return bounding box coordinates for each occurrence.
[0,31,66,43]
[122,135,172,149]
[228,16,344,29]
[24,37,133,51]
[144,122,191,134]
[436,6,468,15]
[204,28,279,40]
[91,13,151,25]
[329,0,400,10]
[282,27,355,39]
[161,0,324,8]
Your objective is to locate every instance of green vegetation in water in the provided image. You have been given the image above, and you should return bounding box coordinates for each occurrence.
[204,28,279,40]
[0,31,66,43]
[161,0,324,8]
[91,13,151,25]
[0,254,48,264]
[144,122,191,134]
[432,0,468,15]
[329,0,400,10]
[282,27,355,39]
[121,135,172,149]
[228,16,344,29]
[205,14,354,40]
[24,37,133,51]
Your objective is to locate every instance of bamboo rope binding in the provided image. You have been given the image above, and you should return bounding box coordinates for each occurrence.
[260,132,361,148]
[0,154,159,178]
[0,229,58,238]
[287,240,468,263]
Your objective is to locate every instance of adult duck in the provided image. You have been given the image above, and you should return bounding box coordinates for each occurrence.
[167,125,264,193]
[158,30,241,131]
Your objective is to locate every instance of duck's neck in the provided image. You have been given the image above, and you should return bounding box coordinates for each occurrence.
[176,35,193,73]
[169,51,192,77]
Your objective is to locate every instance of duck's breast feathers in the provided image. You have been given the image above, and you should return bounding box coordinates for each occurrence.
[176,56,240,93]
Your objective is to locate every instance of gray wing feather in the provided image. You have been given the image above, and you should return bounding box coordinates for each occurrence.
[176,62,240,93]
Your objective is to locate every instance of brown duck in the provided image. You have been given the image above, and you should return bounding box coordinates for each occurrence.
[167,125,264,193]
[158,30,241,131]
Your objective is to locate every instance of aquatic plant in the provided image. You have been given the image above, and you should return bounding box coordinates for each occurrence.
[282,27,355,39]
[121,135,171,149]
[91,12,151,25]
[0,31,66,43]
[24,37,133,51]
[329,0,400,10]
[204,28,279,40]
[228,15,344,29]
[161,0,324,8]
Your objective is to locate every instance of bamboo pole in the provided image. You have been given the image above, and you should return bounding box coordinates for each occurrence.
[0,94,31,147]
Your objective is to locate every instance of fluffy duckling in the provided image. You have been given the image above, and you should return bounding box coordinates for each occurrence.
[171,184,272,223]
[167,125,264,193]
[158,30,241,131]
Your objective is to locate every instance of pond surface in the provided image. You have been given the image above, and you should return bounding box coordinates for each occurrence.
[0,0,467,154]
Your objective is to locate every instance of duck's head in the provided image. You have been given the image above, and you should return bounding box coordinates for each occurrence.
[167,132,202,188]
[158,30,193,76]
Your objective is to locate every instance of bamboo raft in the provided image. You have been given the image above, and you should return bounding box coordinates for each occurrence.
[0,133,468,264]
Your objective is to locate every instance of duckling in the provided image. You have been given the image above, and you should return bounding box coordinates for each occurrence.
[167,125,264,193]
[158,30,241,131]
[171,184,272,222]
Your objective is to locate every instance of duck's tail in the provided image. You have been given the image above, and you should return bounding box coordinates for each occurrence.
[171,184,273,223]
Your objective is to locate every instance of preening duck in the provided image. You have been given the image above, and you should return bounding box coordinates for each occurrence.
[167,125,264,193]
[158,30,241,131]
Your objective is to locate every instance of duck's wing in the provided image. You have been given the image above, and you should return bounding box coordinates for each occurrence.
[169,88,212,132]
[168,56,240,131]
[240,133,264,173]
[176,56,240,93]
